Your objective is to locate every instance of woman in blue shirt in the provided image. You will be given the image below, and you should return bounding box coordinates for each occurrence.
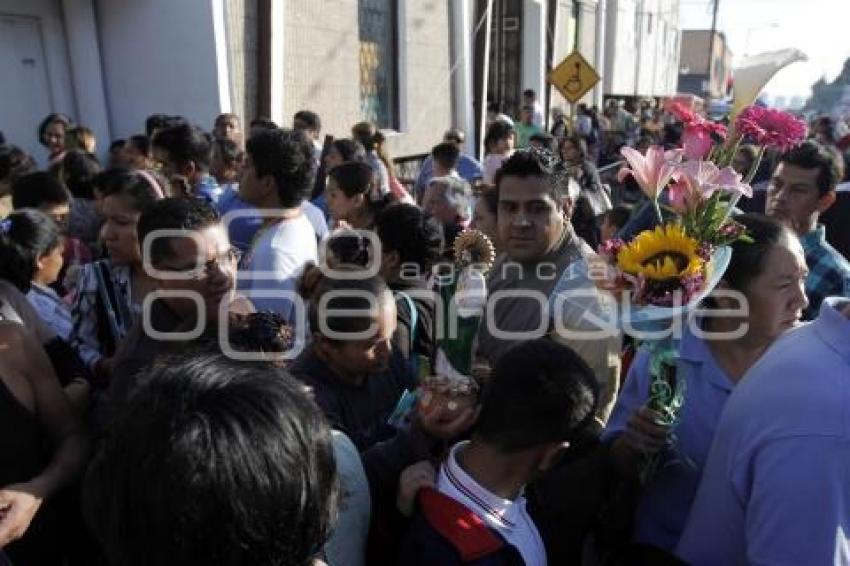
[604,213,810,553]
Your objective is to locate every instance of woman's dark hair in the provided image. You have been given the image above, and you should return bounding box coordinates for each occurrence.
[351,121,379,152]
[61,150,101,199]
[12,171,70,209]
[127,134,151,157]
[100,171,161,214]
[331,139,368,163]
[476,338,598,453]
[328,161,374,198]
[82,352,338,566]
[299,264,391,339]
[375,203,444,272]
[0,209,62,292]
[560,135,588,161]
[351,123,396,178]
[38,113,73,146]
[0,146,36,184]
[722,213,794,293]
[779,140,841,197]
[246,128,314,208]
[484,121,515,153]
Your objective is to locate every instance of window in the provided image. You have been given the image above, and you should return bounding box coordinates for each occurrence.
[358,0,399,129]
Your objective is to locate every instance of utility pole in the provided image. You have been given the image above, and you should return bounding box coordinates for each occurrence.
[706,0,720,99]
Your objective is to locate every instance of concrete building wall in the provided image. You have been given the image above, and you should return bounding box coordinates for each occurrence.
[224,0,258,129]
[96,0,229,138]
[280,0,453,158]
[605,0,680,98]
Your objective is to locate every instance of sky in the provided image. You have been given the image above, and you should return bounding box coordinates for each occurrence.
[679,0,850,103]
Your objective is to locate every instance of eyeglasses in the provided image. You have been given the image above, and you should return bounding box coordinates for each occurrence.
[160,247,242,281]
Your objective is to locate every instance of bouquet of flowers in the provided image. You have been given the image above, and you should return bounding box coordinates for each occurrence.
[552,97,807,481]
[418,229,495,418]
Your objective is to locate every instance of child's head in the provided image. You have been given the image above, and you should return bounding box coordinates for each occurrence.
[474,339,598,471]
[299,265,395,378]
[600,204,632,243]
[12,171,72,231]
[325,161,375,222]
[0,209,64,291]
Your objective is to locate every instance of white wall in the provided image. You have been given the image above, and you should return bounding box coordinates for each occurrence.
[522,0,547,106]
[0,0,76,162]
[95,0,231,138]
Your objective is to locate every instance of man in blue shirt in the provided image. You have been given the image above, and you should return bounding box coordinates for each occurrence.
[414,129,483,201]
[765,140,850,319]
[677,297,850,565]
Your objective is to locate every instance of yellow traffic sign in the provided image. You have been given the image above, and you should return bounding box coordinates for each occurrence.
[548,51,600,104]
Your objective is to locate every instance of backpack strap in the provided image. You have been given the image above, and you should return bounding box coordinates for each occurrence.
[417,487,506,563]
[395,291,419,378]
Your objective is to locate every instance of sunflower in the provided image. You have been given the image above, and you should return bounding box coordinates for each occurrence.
[617,224,705,281]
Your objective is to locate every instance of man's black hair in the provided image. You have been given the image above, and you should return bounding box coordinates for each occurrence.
[152,123,213,171]
[137,197,220,267]
[779,139,841,197]
[62,149,101,199]
[12,171,70,209]
[294,110,322,132]
[82,351,338,566]
[246,128,315,208]
[494,148,571,204]
[431,142,461,171]
[375,203,444,271]
[250,117,278,130]
[476,338,598,452]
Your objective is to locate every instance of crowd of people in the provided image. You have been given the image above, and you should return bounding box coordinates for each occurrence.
[0,89,846,566]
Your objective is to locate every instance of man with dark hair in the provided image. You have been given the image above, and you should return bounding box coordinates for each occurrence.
[376,203,444,365]
[766,140,850,319]
[414,129,483,200]
[85,351,338,566]
[476,149,620,422]
[400,338,598,566]
[212,113,242,144]
[238,128,317,322]
[152,122,221,204]
[109,197,244,405]
[522,89,544,129]
[293,110,323,162]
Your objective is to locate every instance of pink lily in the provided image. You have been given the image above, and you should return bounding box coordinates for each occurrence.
[617,146,683,201]
[669,161,753,212]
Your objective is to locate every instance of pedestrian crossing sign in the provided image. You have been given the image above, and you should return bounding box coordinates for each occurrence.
[548,51,600,104]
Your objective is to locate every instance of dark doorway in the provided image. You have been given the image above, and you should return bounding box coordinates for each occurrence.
[487,0,523,121]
